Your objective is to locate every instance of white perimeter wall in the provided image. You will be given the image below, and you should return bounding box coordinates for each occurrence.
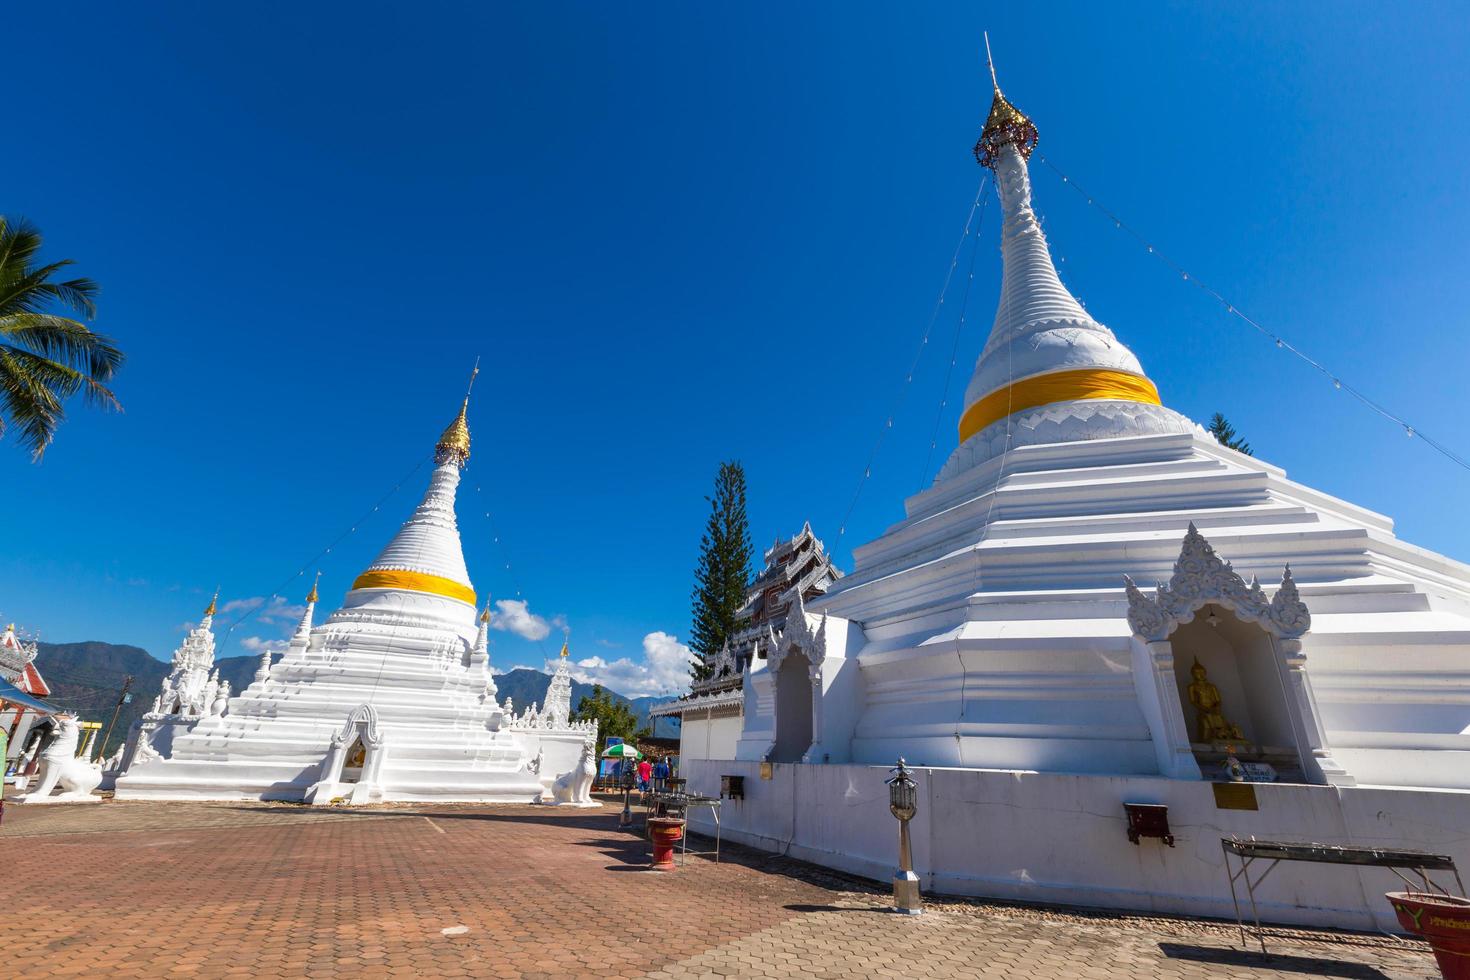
[685,759,1470,933]
[678,712,743,762]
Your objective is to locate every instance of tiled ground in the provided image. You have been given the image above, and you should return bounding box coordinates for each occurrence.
[1,795,1438,979]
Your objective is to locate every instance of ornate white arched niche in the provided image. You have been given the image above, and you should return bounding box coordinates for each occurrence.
[305,703,391,805]
[1124,524,1353,786]
[763,596,829,764]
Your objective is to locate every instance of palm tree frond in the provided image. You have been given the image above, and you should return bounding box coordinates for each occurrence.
[0,216,124,458]
[0,217,44,282]
[0,312,124,381]
[0,346,65,459]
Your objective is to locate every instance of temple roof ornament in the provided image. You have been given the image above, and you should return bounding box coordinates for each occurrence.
[435,361,478,468]
[436,399,472,467]
[1124,524,1312,642]
[305,572,320,605]
[203,589,219,619]
[0,623,39,681]
[974,35,1038,168]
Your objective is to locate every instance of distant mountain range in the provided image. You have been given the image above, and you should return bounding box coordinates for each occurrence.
[34,641,679,759]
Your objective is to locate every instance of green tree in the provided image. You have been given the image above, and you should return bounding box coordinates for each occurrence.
[572,684,649,756]
[1206,413,1253,456]
[689,460,752,681]
[0,217,124,459]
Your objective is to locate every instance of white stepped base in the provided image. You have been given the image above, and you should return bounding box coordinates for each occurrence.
[116,757,547,803]
[775,432,1470,790]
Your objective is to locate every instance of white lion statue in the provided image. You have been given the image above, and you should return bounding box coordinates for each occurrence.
[549,738,599,807]
[16,714,103,804]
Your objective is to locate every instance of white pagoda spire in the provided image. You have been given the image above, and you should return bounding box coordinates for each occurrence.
[155,592,221,717]
[543,640,573,728]
[260,575,319,683]
[940,49,1193,480]
[472,602,497,697]
[347,374,479,611]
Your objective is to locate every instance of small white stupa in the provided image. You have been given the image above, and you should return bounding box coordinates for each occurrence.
[104,593,230,781]
[116,388,595,804]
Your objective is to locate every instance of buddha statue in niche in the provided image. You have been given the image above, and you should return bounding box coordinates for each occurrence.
[1187,658,1244,743]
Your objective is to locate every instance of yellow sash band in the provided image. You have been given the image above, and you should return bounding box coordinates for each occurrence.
[958,368,1161,444]
[350,569,476,606]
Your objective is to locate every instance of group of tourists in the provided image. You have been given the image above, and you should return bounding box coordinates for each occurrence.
[611,755,674,792]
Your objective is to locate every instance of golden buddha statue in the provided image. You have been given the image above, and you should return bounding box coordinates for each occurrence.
[1187,658,1244,743]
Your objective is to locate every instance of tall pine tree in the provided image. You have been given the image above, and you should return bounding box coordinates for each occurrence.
[1206,412,1253,456]
[690,460,753,682]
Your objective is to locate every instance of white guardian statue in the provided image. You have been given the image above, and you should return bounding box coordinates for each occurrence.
[16,715,103,804]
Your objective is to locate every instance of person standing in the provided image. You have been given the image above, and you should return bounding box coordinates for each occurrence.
[637,757,653,792]
[653,756,670,792]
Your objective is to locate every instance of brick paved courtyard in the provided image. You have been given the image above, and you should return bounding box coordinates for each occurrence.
[1,795,1439,979]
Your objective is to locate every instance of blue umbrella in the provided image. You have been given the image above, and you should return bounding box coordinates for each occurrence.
[0,676,60,715]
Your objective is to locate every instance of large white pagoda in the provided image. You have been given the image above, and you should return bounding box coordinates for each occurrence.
[116,395,594,804]
[729,69,1470,790]
[695,62,1470,929]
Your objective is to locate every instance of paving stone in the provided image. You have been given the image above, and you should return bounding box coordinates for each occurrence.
[1,795,1439,978]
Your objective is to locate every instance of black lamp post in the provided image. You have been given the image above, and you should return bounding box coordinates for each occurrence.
[618,757,636,828]
[886,758,921,915]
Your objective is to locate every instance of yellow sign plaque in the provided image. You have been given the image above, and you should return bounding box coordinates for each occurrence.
[1213,782,1259,811]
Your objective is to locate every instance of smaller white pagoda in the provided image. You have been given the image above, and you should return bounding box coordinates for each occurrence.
[106,594,231,781]
[115,389,596,804]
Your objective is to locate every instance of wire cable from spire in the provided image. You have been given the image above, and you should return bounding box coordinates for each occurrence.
[921,178,992,487]
[1033,152,1470,473]
[214,453,434,654]
[836,177,988,544]
[468,481,557,663]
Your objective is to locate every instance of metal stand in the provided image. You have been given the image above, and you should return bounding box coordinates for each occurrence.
[1221,837,1464,954]
[642,791,721,865]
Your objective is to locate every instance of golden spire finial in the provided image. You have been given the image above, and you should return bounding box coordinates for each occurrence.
[974,34,1038,169]
[559,639,569,658]
[434,359,479,468]
[204,588,219,617]
[480,601,491,624]
[306,572,320,605]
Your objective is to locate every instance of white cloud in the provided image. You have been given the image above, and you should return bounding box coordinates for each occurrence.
[558,631,694,698]
[219,595,306,625]
[239,636,288,655]
[487,599,554,641]
[596,638,623,649]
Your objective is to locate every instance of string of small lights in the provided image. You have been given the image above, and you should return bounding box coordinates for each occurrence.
[467,479,557,662]
[1033,152,1470,473]
[920,180,992,488]
[837,177,988,542]
[216,454,433,655]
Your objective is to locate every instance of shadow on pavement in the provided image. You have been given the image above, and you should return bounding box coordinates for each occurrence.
[1157,942,1392,979]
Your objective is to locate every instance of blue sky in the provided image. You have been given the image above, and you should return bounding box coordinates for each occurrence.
[5,3,1469,697]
